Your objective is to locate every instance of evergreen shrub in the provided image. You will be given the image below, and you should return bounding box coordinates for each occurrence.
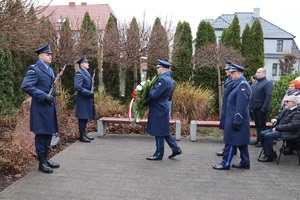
[269,73,300,118]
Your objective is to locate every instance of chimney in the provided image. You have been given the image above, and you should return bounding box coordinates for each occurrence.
[81,2,87,5]
[254,7,260,18]
[69,2,75,6]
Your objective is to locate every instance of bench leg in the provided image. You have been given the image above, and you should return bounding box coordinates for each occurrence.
[175,120,181,141]
[97,120,106,137]
[190,120,197,142]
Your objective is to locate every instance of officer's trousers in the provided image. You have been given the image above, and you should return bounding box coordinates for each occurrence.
[35,134,52,155]
[154,134,181,158]
[221,144,250,168]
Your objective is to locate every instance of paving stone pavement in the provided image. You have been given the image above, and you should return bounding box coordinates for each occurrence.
[1,133,300,200]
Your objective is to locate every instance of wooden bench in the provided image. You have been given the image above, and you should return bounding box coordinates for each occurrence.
[97,117,181,140]
[189,120,273,142]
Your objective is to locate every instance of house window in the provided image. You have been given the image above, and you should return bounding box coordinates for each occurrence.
[276,40,283,52]
[272,63,278,76]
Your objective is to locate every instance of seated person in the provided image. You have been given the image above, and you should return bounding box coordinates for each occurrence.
[258,95,300,162]
[279,80,300,154]
[280,80,300,107]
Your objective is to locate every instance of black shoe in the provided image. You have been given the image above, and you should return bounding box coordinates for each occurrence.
[215,150,224,156]
[39,163,53,173]
[212,164,230,170]
[232,164,250,169]
[169,150,182,158]
[146,155,162,160]
[258,155,273,162]
[250,139,259,145]
[38,154,53,173]
[79,135,91,143]
[46,160,60,168]
[255,141,263,147]
[282,147,294,155]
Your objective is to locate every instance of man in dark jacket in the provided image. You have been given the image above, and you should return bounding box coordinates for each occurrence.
[146,59,182,161]
[258,95,300,162]
[74,55,95,143]
[22,44,60,174]
[249,68,273,147]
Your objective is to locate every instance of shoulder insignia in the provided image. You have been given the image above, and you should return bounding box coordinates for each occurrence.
[27,69,35,74]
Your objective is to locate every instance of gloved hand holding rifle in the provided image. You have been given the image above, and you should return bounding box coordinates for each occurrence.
[47,64,66,105]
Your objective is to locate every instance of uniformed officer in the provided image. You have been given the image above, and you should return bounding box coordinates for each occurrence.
[212,63,251,170]
[146,59,182,160]
[22,44,60,174]
[74,55,95,143]
[215,61,235,156]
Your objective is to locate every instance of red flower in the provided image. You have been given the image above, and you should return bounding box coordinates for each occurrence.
[132,90,136,100]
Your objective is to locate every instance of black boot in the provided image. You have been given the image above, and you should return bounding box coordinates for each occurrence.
[38,154,53,173]
[45,151,60,168]
[79,130,91,143]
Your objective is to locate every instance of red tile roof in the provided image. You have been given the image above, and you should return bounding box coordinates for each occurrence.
[36,2,117,31]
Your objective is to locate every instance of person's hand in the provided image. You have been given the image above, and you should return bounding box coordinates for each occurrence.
[45,94,54,103]
[261,109,265,114]
[232,123,240,131]
[270,118,277,124]
[272,128,276,132]
[90,92,94,97]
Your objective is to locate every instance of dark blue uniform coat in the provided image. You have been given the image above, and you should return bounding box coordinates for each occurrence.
[74,67,95,119]
[219,77,234,130]
[224,76,251,146]
[147,71,173,137]
[21,60,58,134]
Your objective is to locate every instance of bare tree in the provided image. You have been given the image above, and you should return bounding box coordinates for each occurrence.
[194,43,244,116]
[279,53,296,76]
[0,0,52,53]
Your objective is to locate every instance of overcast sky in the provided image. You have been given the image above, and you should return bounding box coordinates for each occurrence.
[43,0,300,46]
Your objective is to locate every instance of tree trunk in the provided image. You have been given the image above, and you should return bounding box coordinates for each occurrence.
[217,64,222,118]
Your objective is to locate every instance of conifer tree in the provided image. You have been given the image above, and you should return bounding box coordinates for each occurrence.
[241,24,252,77]
[59,19,74,66]
[247,19,264,78]
[124,17,141,103]
[103,16,120,99]
[59,19,76,108]
[220,29,227,43]
[193,20,217,87]
[79,12,100,91]
[223,15,241,53]
[195,20,208,50]
[147,17,169,79]
[171,21,193,82]
[207,22,217,44]
[269,73,300,118]
[0,47,15,114]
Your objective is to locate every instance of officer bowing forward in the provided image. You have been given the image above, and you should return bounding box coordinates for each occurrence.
[146,59,182,161]
[212,63,251,170]
[22,44,60,174]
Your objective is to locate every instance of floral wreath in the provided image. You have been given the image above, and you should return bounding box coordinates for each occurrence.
[128,76,158,123]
